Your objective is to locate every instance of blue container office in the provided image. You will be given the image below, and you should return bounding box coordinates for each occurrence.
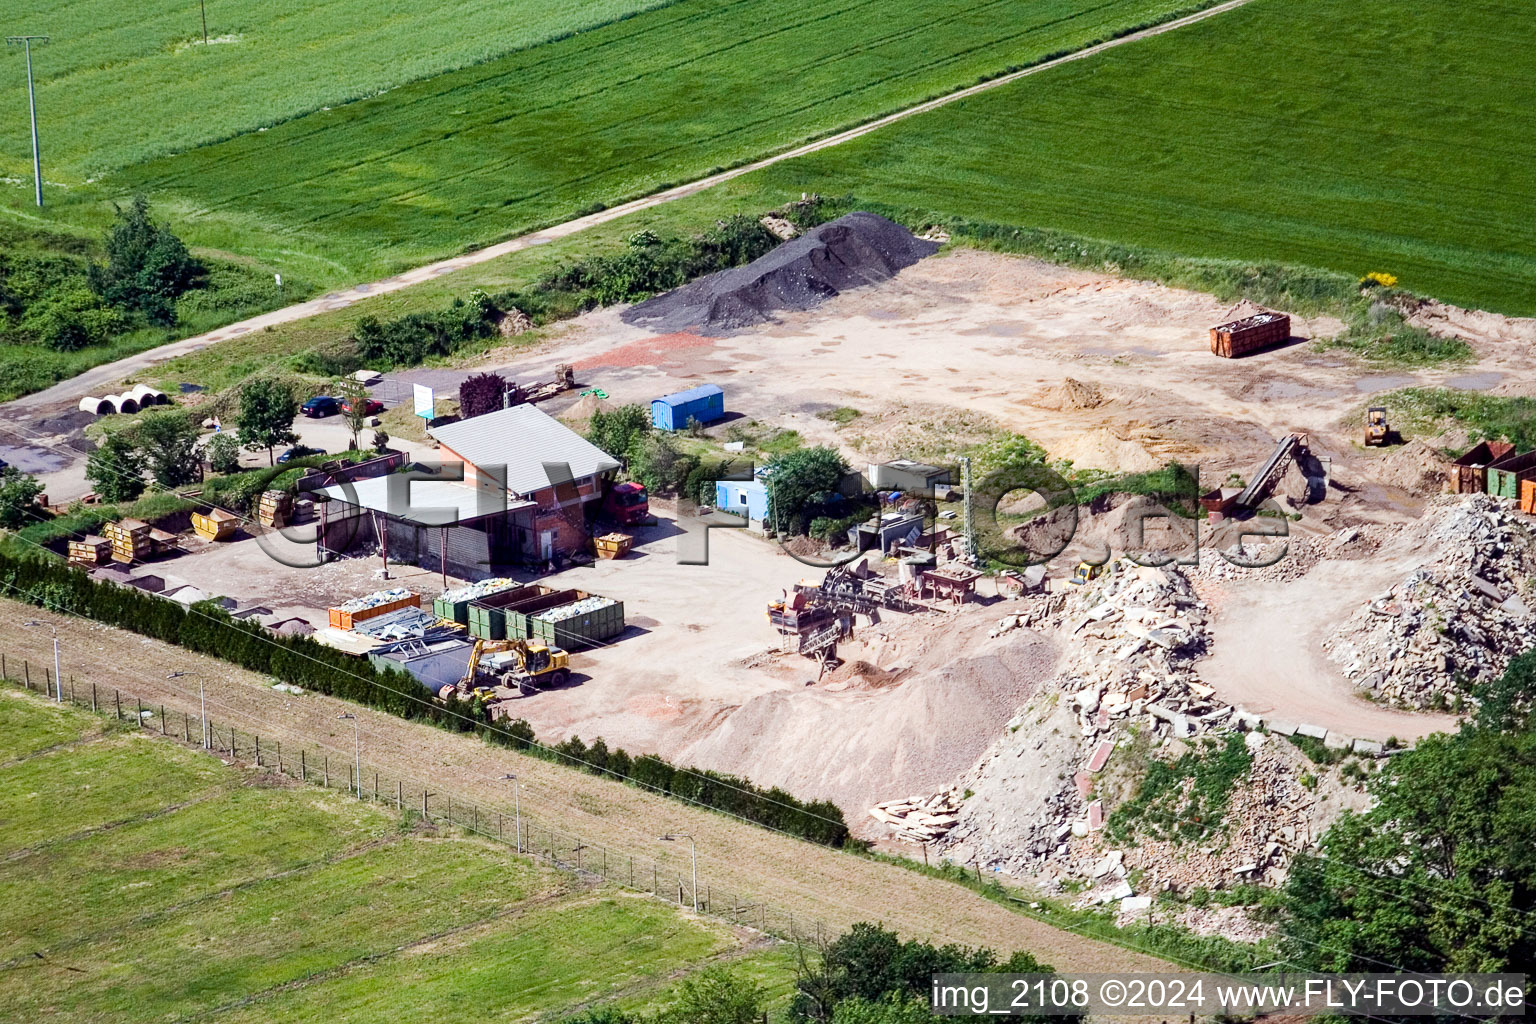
[652,385,725,431]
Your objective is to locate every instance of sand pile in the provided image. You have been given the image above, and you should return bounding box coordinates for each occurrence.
[1036,377,1105,411]
[1050,426,1161,472]
[678,611,1056,820]
[558,392,603,431]
[1375,439,1449,495]
[621,212,938,334]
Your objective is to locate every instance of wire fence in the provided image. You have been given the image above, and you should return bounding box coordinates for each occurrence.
[1,651,828,944]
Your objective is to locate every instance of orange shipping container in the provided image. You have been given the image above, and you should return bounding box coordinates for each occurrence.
[1522,477,1536,514]
[327,592,420,630]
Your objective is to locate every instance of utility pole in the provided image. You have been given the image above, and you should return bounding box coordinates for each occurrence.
[7,36,48,208]
[338,713,360,798]
[659,834,697,913]
[501,773,521,853]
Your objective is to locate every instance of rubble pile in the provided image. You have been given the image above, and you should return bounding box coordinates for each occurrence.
[867,788,962,843]
[1323,497,1536,709]
[940,562,1324,896]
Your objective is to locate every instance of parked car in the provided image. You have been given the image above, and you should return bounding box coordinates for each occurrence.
[340,397,384,416]
[301,396,339,418]
[277,445,326,464]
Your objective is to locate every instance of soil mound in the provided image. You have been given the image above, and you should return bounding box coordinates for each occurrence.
[1376,439,1449,495]
[621,212,938,334]
[1037,377,1105,411]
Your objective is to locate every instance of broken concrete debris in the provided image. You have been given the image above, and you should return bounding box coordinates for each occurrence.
[1323,496,1536,710]
[867,787,962,844]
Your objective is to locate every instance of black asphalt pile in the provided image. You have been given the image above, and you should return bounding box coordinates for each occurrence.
[621,212,938,334]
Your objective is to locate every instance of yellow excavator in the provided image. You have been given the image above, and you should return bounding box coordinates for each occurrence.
[451,637,571,698]
[1070,561,1109,586]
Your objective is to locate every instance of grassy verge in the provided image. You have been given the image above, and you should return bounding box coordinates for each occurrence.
[0,690,778,1024]
[1372,388,1536,450]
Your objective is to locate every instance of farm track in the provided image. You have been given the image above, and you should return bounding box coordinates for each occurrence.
[0,598,1179,971]
[3,0,1251,420]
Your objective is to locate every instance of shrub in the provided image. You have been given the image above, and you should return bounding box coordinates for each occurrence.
[0,467,44,529]
[205,432,242,475]
[88,194,204,326]
[86,433,146,502]
[458,372,507,420]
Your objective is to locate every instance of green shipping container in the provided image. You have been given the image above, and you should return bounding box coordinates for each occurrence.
[505,590,583,640]
[435,582,525,625]
[467,587,563,640]
[1486,450,1536,499]
[528,597,626,649]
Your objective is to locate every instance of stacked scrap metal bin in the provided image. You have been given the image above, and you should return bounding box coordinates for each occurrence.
[328,587,420,630]
[149,528,181,556]
[257,490,292,528]
[104,519,153,563]
[1209,312,1290,358]
[68,535,112,567]
[432,578,520,625]
[528,595,625,648]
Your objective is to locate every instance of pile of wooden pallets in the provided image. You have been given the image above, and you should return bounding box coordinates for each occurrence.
[68,535,112,567]
[104,519,153,564]
[867,788,962,844]
[257,490,292,528]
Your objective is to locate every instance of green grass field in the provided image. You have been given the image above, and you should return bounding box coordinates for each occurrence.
[0,0,668,178]
[0,691,790,1024]
[744,0,1536,314]
[7,0,1204,283]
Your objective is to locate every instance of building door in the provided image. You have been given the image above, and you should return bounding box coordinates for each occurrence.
[539,530,555,561]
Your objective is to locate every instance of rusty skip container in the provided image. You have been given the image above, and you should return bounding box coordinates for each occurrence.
[1486,449,1536,499]
[1209,312,1291,358]
[1448,440,1516,494]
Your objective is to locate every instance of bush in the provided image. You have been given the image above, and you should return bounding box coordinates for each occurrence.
[458,372,507,420]
[587,403,652,464]
[0,467,44,529]
[352,292,498,367]
[88,194,204,326]
[205,432,242,475]
[85,432,146,503]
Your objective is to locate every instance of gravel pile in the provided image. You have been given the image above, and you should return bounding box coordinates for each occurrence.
[1322,495,1536,709]
[621,212,938,334]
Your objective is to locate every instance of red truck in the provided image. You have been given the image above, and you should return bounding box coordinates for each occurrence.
[603,481,650,525]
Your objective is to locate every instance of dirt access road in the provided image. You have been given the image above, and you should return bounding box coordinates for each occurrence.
[0,597,1174,971]
[0,0,1256,422]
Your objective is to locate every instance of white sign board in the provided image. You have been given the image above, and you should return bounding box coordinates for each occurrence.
[413,383,435,420]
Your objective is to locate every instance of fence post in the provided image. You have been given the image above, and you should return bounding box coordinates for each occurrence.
[397,780,402,811]
[630,856,634,888]
[276,741,281,771]
[472,805,477,834]
[114,690,121,720]
[183,712,190,743]
[323,756,328,788]
[137,696,142,724]
[70,677,75,703]
[422,791,429,821]
[255,736,260,767]
[373,772,378,802]
[1,652,5,678]
[160,706,166,735]
[300,750,306,782]
[498,812,503,840]
[92,682,97,712]
[602,848,607,878]
[654,863,659,895]
[24,661,29,688]
[45,669,51,697]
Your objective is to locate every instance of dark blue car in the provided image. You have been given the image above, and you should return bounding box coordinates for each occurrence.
[277,445,325,464]
[301,396,339,418]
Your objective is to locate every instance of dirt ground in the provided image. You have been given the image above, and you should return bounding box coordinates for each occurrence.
[6,245,1534,845]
